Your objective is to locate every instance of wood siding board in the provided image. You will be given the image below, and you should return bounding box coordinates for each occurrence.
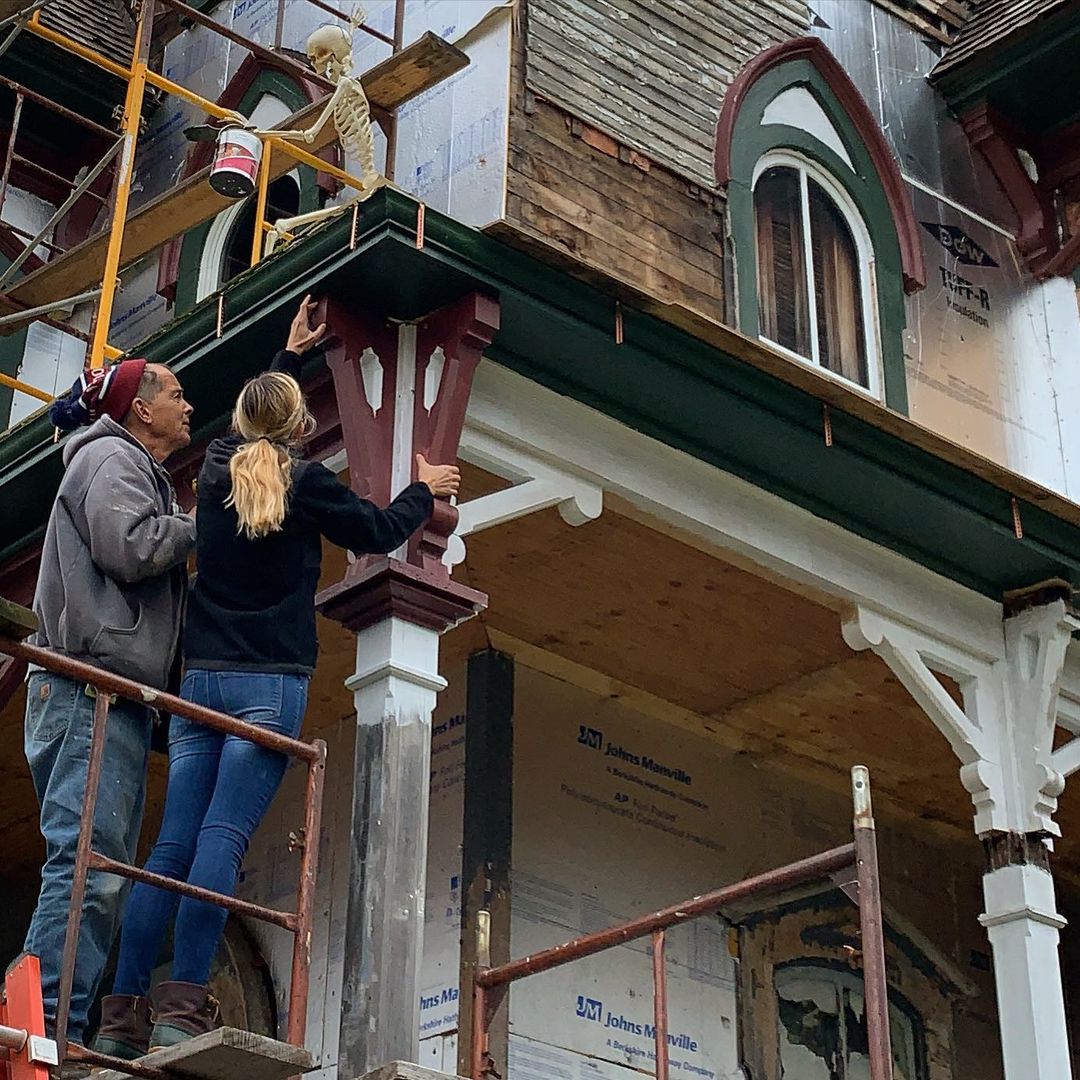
[525,0,809,187]
[507,197,724,316]
[526,54,709,178]
[509,147,725,276]
[537,0,738,97]
[525,19,728,133]
[508,134,723,251]
[526,28,724,131]
[508,173,725,297]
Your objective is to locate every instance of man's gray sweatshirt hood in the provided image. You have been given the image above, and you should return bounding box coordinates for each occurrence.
[32,417,195,689]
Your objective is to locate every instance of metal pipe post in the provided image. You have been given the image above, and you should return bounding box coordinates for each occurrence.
[0,139,122,290]
[651,928,669,1080]
[470,983,488,1080]
[382,0,407,180]
[250,137,273,268]
[86,0,152,367]
[287,739,327,1046]
[54,689,111,1062]
[0,92,24,218]
[852,765,893,1080]
[478,843,856,988]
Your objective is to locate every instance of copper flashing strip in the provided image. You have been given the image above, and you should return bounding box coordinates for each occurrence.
[615,300,623,344]
[823,402,834,447]
[1012,496,1024,539]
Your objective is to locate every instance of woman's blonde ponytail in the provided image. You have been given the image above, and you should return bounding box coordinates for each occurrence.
[226,372,313,540]
[227,437,294,539]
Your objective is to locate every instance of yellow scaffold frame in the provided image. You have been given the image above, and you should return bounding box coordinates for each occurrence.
[21,0,370,369]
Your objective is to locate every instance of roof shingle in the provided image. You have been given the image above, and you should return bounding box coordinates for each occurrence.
[933,0,1075,76]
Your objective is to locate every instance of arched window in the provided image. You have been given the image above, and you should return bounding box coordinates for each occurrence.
[715,37,926,413]
[196,173,301,302]
[775,964,926,1080]
[753,154,878,395]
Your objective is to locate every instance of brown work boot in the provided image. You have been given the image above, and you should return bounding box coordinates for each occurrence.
[90,994,152,1061]
[148,982,220,1049]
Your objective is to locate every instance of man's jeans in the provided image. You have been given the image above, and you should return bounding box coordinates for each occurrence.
[23,671,151,1045]
[113,670,308,996]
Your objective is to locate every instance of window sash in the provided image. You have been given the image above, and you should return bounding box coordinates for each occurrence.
[753,155,878,397]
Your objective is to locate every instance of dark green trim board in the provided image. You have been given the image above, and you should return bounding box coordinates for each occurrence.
[726,61,910,414]
[3,189,1080,601]
[174,71,321,314]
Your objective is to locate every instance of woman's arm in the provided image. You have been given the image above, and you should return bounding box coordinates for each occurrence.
[302,464,435,554]
[270,295,327,378]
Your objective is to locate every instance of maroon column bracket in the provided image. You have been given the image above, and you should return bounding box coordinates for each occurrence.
[315,297,398,507]
[961,103,1058,276]
[316,291,500,584]
[316,556,487,635]
[410,292,500,574]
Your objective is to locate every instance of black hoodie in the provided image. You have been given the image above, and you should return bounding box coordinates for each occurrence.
[182,350,434,675]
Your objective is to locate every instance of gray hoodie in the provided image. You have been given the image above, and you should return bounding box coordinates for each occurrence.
[31,416,196,690]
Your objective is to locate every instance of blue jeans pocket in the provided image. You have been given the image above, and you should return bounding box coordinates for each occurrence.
[216,672,285,728]
[25,673,78,744]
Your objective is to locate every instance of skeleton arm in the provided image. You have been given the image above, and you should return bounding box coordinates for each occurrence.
[255,83,348,144]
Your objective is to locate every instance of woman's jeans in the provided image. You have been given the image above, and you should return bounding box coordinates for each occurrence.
[112,670,308,996]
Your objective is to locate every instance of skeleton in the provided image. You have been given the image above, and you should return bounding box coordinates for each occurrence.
[254,5,382,253]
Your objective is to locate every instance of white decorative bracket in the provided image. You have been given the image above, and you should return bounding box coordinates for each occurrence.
[842,601,1079,837]
[444,424,603,567]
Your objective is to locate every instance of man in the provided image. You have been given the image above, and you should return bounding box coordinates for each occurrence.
[23,356,195,1054]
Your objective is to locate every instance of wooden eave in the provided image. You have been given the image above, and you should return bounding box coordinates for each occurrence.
[2,187,1080,601]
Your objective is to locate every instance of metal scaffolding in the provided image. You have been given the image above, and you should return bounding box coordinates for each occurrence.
[0,0,417,404]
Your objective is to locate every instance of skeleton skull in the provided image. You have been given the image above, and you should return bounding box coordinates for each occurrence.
[306,25,352,80]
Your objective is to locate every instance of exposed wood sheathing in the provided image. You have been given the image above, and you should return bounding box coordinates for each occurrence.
[524,0,807,189]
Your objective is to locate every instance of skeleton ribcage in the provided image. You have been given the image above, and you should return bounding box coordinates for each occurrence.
[334,82,378,186]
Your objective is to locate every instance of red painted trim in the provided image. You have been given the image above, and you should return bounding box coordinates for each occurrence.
[714,36,926,293]
[0,224,46,275]
[1037,230,1080,280]
[961,103,1057,275]
[316,556,486,634]
[0,654,28,715]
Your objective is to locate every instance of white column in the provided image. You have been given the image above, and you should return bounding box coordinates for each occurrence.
[980,862,1071,1079]
[337,616,446,1079]
[843,600,1079,1080]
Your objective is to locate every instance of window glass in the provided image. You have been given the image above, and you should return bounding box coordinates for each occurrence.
[221,175,301,285]
[753,161,873,393]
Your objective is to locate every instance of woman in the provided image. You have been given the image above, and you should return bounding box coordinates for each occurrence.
[93,297,459,1059]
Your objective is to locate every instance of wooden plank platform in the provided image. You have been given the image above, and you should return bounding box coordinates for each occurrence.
[0,32,468,324]
[358,1064,466,1080]
[89,1028,314,1080]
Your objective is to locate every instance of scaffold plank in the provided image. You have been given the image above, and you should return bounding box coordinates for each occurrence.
[88,1028,314,1080]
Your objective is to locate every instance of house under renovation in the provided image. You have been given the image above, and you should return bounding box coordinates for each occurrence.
[3,1,1080,1079]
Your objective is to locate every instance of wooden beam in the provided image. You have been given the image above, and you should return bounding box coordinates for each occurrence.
[0,32,468,322]
[0,594,37,639]
[457,648,514,1080]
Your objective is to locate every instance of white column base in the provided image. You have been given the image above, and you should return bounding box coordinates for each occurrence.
[979,863,1071,1080]
[336,616,446,1078]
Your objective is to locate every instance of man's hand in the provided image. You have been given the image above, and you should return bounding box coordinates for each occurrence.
[416,454,460,498]
[286,294,327,355]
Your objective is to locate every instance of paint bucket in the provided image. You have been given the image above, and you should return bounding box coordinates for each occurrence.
[209,127,262,198]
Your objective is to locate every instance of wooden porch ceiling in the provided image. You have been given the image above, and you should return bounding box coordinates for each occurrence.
[4,463,1067,884]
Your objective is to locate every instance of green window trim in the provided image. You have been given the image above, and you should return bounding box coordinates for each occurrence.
[727,60,910,413]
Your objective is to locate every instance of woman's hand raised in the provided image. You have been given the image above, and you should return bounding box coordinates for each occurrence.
[286,295,327,355]
[416,454,460,498]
